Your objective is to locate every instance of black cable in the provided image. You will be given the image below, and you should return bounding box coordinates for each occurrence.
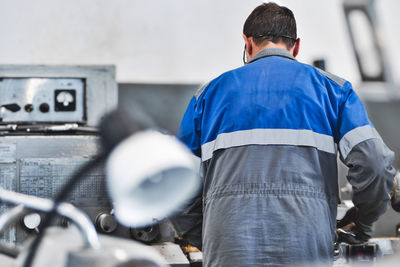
[23,107,153,267]
[23,153,107,267]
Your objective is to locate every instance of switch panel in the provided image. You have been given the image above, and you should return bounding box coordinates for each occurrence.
[0,78,85,123]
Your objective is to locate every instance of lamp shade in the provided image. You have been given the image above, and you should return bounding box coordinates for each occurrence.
[105,130,199,227]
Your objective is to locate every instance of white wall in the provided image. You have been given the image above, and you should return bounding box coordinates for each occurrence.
[0,0,399,85]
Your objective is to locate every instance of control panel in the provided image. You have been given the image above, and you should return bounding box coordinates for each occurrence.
[0,78,85,123]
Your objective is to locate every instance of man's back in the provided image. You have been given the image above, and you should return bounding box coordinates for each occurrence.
[197,49,340,266]
[174,4,395,266]
[175,47,394,266]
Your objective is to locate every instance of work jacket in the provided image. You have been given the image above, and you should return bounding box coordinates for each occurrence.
[173,48,395,266]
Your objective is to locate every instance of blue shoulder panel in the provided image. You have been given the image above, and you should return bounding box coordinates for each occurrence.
[178,55,372,157]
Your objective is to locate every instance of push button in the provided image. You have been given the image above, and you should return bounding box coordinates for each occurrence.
[39,103,50,113]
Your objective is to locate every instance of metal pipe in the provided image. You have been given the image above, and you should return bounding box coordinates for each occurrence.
[56,203,101,249]
[0,187,101,250]
[0,205,28,234]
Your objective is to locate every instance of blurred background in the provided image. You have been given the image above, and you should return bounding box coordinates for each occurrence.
[0,0,399,245]
[0,0,399,134]
[0,3,399,265]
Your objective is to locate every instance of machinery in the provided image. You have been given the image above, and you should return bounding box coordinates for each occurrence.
[329,1,400,265]
[0,65,122,243]
[334,179,400,265]
[337,0,400,238]
[0,65,200,267]
[0,175,184,267]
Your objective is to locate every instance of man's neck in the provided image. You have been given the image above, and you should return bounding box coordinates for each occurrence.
[251,43,289,58]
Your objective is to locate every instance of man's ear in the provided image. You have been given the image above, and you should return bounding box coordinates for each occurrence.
[242,34,253,56]
[292,38,300,57]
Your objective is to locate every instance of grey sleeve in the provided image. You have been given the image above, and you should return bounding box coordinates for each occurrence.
[342,138,396,227]
[169,191,203,250]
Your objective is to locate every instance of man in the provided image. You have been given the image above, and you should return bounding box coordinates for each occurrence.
[173,2,395,266]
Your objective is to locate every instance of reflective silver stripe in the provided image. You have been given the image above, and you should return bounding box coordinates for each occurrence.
[339,125,381,159]
[201,129,337,162]
[315,68,347,87]
[195,81,211,100]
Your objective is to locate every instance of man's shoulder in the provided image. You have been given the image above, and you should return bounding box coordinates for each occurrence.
[313,67,348,87]
[194,67,243,100]
[195,63,350,100]
[194,82,210,100]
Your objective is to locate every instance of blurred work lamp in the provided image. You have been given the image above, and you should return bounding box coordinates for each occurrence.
[5,107,200,267]
[101,108,199,227]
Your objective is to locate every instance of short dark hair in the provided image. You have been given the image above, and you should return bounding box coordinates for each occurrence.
[243,2,297,49]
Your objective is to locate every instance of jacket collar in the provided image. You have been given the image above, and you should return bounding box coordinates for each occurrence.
[248,48,296,64]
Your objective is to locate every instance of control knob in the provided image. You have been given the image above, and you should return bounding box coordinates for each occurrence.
[95,212,118,233]
[22,213,41,231]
